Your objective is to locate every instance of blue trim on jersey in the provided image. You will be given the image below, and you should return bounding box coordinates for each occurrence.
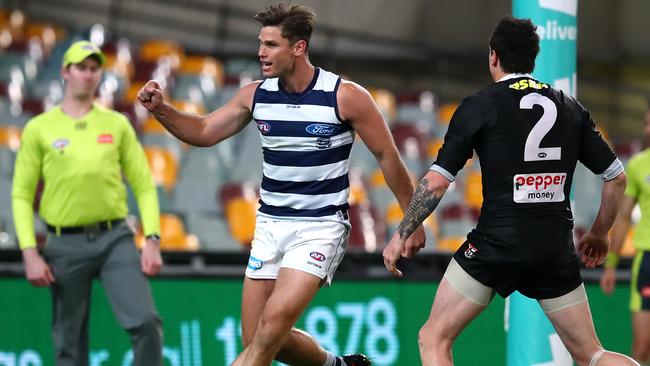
[251,82,264,115]
[254,120,353,137]
[263,143,353,167]
[333,77,344,123]
[255,88,337,108]
[258,201,350,217]
[261,175,350,195]
[278,68,320,101]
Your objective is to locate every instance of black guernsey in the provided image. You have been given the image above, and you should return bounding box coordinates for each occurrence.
[434,75,619,298]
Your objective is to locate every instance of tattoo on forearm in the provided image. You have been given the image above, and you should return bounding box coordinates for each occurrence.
[397,178,443,239]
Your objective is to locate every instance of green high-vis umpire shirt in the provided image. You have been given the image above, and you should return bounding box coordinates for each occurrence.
[625,149,650,251]
[12,104,160,249]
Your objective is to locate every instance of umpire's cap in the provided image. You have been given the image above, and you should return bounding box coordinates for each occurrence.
[62,40,106,67]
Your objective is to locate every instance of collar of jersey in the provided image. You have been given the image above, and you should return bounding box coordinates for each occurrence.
[497,73,533,82]
[277,67,320,102]
[55,103,98,121]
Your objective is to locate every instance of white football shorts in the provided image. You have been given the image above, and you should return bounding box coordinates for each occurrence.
[245,218,350,286]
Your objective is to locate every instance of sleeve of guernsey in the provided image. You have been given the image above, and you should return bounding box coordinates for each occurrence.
[430,96,483,182]
[119,116,160,236]
[11,122,42,249]
[576,103,623,182]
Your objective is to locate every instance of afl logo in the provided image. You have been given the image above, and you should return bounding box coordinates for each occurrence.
[309,252,326,262]
[257,121,271,134]
[306,123,339,136]
[52,138,69,150]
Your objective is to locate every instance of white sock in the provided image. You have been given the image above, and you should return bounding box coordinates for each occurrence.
[589,350,606,366]
[322,351,346,366]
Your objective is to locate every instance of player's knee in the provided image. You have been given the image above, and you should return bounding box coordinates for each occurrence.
[418,321,449,350]
[128,315,162,340]
[418,326,432,351]
[256,312,293,343]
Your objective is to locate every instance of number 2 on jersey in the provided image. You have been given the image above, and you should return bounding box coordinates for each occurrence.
[520,92,561,161]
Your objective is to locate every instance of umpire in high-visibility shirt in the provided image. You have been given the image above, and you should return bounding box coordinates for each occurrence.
[12,40,164,366]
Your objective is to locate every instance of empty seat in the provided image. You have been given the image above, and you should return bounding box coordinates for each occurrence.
[21,98,44,115]
[135,213,199,251]
[368,168,396,214]
[0,125,20,178]
[184,212,241,251]
[347,167,368,205]
[368,87,396,124]
[427,138,444,161]
[348,201,384,253]
[171,146,227,214]
[464,170,483,211]
[140,39,185,70]
[131,60,160,83]
[219,181,259,246]
[179,55,224,83]
[348,137,377,176]
[24,22,66,54]
[391,123,429,175]
[144,146,179,192]
[437,102,459,125]
[113,100,142,131]
[436,236,465,253]
[0,124,21,150]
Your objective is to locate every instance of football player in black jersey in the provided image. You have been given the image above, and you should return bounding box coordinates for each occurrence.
[383,16,638,366]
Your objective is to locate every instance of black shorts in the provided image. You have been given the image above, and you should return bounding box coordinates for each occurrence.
[631,251,650,311]
[452,225,582,299]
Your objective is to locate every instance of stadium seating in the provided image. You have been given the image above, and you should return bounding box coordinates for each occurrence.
[0,9,641,258]
[368,87,397,124]
[144,146,179,193]
[0,124,20,179]
[348,201,385,252]
[219,182,259,246]
[134,213,199,251]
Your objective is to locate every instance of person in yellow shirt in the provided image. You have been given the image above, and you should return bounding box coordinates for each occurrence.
[601,102,650,365]
[12,40,163,366]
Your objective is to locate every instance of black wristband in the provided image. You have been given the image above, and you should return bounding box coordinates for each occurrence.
[145,234,161,244]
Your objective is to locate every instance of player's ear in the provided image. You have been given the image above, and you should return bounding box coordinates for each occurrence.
[489,49,499,68]
[292,39,307,56]
[61,65,70,81]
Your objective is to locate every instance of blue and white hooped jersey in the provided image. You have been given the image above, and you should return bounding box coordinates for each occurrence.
[252,68,354,221]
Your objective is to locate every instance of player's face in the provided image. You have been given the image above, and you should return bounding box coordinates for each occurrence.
[258,26,298,78]
[62,57,102,99]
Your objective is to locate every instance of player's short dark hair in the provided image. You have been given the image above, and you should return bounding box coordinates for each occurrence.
[254,3,316,48]
[489,16,540,74]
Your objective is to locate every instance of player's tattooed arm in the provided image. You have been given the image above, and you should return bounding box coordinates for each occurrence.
[397,178,444,240]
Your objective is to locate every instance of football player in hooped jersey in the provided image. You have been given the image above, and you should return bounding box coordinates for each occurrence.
[383,16,639,366]
[138,3,425,366]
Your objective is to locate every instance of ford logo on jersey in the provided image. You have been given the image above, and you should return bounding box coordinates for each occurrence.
[257,121,271,134]
[306,123,339,136]
[309,252,326,262]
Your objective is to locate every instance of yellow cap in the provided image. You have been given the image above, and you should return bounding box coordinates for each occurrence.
[62,40,106,67]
